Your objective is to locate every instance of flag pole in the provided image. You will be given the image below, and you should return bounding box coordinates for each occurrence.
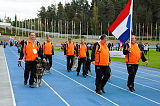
[129,0,133,48]
[80,21,81,40]
[25,18,26,36]
[139,23,141,41]
[156,23,158,41]
[108,22,110,36]
[11,22,12,35]
[22,19,23,37]
[147,24,149,40]
[72,20,73,38]
[87,22,88,40]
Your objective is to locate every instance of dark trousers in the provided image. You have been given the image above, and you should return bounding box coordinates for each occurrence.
[3,45,6,48]
[127,64,138,88]
[45,55,52,68]
[86,58,91,73]
[24,61,37,85]
[144,50,148,55]
[76,57,87,75]
[95,65,111,92]
[67,55,74,70]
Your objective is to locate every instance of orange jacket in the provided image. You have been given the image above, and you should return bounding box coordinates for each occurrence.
[65,42,75,55]
[125,43,142,64]
[43,41,53,55]
[23,40,40,61]
[78,44,87,58]
[92,41,110,66]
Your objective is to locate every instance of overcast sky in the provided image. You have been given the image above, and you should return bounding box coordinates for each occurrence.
[0,0,91,21]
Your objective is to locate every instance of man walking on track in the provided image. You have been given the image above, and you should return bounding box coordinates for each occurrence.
[123,35,148,92]
[19,32,46,88]
[64,38,75,72]
[76,39,89,78]
[91,34,111,95]
[42,36,54,72]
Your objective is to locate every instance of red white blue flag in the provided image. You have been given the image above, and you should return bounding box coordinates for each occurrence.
[108,0,133,43]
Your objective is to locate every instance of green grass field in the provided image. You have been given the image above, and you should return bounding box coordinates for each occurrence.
[54,48,160,69]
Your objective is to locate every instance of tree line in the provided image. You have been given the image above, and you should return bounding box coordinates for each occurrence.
[10,0,160,38]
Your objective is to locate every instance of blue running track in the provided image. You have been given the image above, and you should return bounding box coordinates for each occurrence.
[4,47,160,106]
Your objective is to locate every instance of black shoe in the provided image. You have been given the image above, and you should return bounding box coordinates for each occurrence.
[24,81,27,85]
[96,91,102,95]
[128,87,134,92]
[30,84,34,88]
[67,70,70,72]
[132,88,136,91]
[101,87,106,93]
[77,72,79,76]
[83,75,86,78]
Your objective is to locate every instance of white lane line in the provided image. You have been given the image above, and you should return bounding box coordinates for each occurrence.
[88,75,160,105]
[111,61,160,74]
[55,56,160,92]
[55,51,160,73]
[42,80,70,106]
[112,75,160,92]
[54,56,160,84]
[3,48,16,106]
[51,68,119,106]
[110,64,160,78]
[11,47,117,106]
[55,54,160,78]
[112,70,160,83]
[55,53,160,77]
[10,47,70,106]
[53,60,160,105]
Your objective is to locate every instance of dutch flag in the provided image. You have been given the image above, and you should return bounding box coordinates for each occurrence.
[108,0,133,43]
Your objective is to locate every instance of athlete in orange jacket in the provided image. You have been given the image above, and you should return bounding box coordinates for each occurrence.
[123,35,148,92]
[42,37,54,72]
[19,32,45,88]
[76,39,89,78]
[64,38,76,72]
[91,34,111,95]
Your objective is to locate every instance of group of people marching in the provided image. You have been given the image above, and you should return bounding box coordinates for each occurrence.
[17,32,148,95]
[64,38,90,78]
[63,34,148,94]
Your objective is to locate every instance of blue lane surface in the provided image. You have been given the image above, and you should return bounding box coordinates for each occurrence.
[53,52,160,106]
[5,47,66,106]
[4,47,160,106]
